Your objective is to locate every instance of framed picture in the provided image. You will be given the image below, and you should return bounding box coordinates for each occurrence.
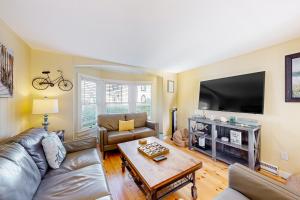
[285,52,300,102]
[167,80,174,93]
[0,44,14,97]
[230,130,242,146]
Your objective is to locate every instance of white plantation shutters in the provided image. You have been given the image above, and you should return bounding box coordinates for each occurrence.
[80,78,97,129]
[136,84,152,119]
[78,74,153,131]
[105,83,129,114]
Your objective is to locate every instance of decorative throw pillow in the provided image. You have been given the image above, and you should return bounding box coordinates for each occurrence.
[42,133,66,169]
[119,120,134,131]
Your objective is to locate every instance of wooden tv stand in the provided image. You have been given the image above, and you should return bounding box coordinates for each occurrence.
[188,117,261,170]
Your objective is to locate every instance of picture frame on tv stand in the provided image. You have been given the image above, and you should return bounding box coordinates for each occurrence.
[230,130,242,146]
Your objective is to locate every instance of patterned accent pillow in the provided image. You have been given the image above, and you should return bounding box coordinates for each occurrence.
[42,133,66,169]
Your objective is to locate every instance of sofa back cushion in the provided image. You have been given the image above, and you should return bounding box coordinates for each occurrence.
[13,128,49,177]
[126,112,147,128]
[98,114,125,131]
[0,143,41,200]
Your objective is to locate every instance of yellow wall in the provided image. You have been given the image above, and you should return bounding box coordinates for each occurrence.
[177,37,300,173]
[30,50,171,140]
[30,50,74,140]
[162,73,177,135]
[0,19,31,139]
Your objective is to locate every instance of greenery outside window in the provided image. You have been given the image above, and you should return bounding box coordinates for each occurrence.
[105,83,129,114]
[136,84,152,119]
[80,79,97,129]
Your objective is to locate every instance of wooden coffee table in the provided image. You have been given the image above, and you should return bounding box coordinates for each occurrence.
[117,137,202,200]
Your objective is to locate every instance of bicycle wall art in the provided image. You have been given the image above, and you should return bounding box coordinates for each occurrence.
[32,70,73,91]
[0,43,14,98]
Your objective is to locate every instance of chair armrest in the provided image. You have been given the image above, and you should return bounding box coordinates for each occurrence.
[146,121,159,137]
[63,137,97,153]
[98,126,108,152]
[229,163,300,200]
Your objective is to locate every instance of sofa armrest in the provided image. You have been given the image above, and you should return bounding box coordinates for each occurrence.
[146,121,159,137]
[287,173,300,194]
[63,137,97,153]
[98,127,108,152]
[96,195,112,200]
[229,163,300,200]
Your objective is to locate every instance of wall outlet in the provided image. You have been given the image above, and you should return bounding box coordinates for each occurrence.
[280,152,289,161]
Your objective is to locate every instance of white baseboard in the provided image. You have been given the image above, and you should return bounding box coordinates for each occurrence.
[278,170,291,180]
[260,161,291,180]
[260,161,279,174]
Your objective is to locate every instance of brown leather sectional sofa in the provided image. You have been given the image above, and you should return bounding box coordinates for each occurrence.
[98,112,159,158]
[0,128,111,200]
[215,163,300,200]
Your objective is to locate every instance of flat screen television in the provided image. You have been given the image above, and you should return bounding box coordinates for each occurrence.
[198,71,265,114]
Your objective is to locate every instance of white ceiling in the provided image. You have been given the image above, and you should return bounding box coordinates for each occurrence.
[1,0,300,73]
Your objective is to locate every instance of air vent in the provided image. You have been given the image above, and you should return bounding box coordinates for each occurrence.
[260,161,279,174]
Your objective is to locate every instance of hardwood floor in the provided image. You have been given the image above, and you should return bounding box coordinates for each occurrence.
[102,137,286,200]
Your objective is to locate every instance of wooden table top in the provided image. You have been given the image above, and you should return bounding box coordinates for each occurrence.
[117,137,202,190]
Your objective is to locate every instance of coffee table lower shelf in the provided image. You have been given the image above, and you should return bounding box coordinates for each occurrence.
[120,155,198,200]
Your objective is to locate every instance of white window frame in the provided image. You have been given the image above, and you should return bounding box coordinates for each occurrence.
[135,84,152,119]
[77,73,153,132]
[77,74,99,132]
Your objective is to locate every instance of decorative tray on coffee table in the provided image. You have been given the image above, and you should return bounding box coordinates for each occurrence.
[138,142,169,158]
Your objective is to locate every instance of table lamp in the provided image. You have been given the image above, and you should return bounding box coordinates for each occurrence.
[32,98,59,131]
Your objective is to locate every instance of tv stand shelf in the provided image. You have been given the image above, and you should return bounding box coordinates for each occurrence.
[188,117,261,170]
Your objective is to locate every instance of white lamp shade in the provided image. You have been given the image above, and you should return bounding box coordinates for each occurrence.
[32,99,59,114]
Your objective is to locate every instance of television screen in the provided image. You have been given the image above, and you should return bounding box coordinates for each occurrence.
[199,72,265,114]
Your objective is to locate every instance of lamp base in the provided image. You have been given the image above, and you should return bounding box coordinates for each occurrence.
[42,114,49,131]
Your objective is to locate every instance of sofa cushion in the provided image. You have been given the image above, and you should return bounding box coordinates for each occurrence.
[13,128,49,177]
[44,148,101,178]
[126,112,147,128]
[42,133,67,169]
[98,114,125,131]
[119,119,134,131]
[34,164,110,200]
[214,188,249,200]
[61,148,101,170]
[0,143,41,200]
[44,167,71,179]
[131,127,156,139]
[63,137,97,153]
[107,131,134,145]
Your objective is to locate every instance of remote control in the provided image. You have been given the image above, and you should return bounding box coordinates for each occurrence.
[153,155,167,162]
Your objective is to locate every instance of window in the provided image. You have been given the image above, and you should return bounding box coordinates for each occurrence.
[105,83,129,114]
[136,84,152,118]
[78,74,153,131]
[80,79,97,129]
